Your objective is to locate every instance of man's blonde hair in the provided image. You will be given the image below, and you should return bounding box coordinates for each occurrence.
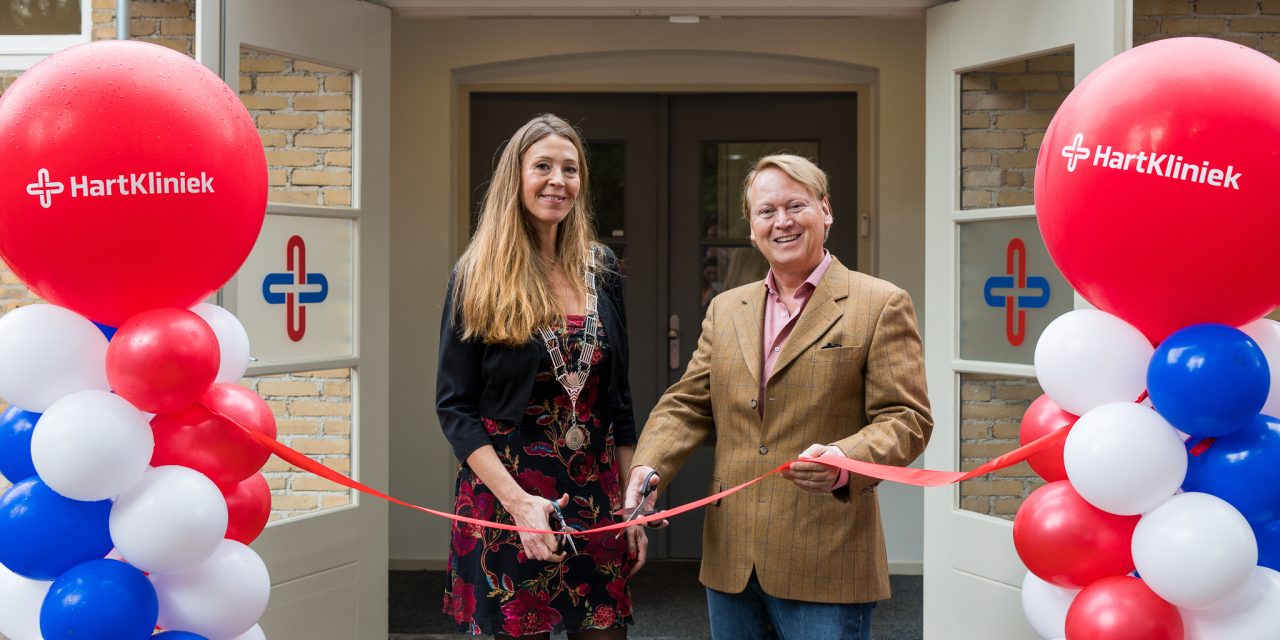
[740,154,830,218]
[452,114,602,346]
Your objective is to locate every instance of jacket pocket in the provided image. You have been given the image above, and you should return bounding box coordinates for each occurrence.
[810,344,863,363]
[710,479,724,507]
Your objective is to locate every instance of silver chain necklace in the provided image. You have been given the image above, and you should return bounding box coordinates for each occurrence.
[536,262,599,451]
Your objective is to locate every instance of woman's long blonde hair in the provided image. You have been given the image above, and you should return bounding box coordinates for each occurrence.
[452,114,601,345]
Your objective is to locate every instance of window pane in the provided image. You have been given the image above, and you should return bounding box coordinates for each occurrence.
[240,47,354,208]
[958,373,1044,520]
[586,140,625,242]
[244,368,355,523]
[700,141,819,241]
[1,0,81,36]
[959,49,1073,209]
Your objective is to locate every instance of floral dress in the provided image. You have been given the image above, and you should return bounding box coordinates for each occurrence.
[443,314,634,636]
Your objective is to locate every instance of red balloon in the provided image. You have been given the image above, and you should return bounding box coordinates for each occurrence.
[1020,394,1078,482]
[1035,37,1280,343]
[223,472,271,545]
[1064,576,1183,640]
[0,41,266,326]
[106,308,220,413]
[1014,481,1140,589]
[150,383,277,489]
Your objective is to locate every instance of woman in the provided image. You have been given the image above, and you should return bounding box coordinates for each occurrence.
[437,114,645,639]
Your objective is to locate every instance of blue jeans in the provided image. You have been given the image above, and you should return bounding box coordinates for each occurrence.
[706,572,875,640]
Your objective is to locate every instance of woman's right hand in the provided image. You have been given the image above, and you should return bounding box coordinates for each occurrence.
[509,492,570,562]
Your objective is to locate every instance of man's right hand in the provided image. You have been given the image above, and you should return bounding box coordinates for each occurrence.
[624,466,665,527]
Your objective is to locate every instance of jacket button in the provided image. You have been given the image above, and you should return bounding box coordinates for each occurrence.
[750,399,757,409]
[759,445,768,455]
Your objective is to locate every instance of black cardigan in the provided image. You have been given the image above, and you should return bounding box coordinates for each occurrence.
[435,251,637,463]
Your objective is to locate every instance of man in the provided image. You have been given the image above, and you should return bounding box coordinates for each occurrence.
[626,154,932,639]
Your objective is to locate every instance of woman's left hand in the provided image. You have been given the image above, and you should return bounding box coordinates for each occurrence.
[625,524,649,577]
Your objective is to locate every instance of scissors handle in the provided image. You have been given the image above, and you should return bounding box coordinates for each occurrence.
[640,469,659,499]
[549,501,578,555]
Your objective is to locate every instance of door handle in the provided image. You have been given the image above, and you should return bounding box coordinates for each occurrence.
[668,314,681,370]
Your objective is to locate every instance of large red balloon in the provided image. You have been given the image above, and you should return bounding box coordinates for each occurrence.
[0,40,266,326]
[106,307,220,413]
[1020,394,1077,483]
[150,383,277,490]
[1013,481,1140,589]
[223,472,270,545]
[1064,576,1183,640]
[1035,37,1280,343]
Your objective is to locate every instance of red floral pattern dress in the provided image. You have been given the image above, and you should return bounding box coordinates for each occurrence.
[443,315,634,636]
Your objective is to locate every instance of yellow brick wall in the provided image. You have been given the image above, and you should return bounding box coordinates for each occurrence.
[242,369,354,520]
[0,3,355,523]
[958,374,1047,519]
[240,48,354,207]
[91,0,196,56]
[1135,0,1280,52]
[959,50,1074,209]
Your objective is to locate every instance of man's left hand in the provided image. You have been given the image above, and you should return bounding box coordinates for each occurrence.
[782,443,843,493]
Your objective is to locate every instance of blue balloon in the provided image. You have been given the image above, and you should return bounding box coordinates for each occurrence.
[153,632,210,639]
[0,405,39,483]
[93,322,117,340]
[1184,414,1280,522]
[1147,323,1269,437]
[1255,518,1280,572]
[0,477,113,580]
[39,559,158,640]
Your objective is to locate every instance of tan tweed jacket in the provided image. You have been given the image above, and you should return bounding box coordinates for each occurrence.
[632,257,932,604]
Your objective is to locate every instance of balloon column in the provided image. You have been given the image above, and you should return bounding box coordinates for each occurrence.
[0,41,271,639]
[1020,37,1280,639]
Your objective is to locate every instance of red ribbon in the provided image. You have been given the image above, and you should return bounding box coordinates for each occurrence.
[208,401,1070,537]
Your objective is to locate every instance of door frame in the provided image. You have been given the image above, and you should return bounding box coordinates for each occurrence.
[216,0,391,637]
[922,1,1126,638]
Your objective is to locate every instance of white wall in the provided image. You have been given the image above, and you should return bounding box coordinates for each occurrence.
[388,16,928,571]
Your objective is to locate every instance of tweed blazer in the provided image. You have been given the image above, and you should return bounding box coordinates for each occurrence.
[632,257,932,603]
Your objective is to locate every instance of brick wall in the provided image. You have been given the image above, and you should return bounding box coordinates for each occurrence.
[240,48,353,207]
[1135,0,1280,53]
[91,0,196,56]
[0,3,354,522]
[243,369,354,520]
[959,50,1074,209]
[958,374,1046,519]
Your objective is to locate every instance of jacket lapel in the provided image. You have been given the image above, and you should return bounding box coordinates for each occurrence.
[733,285,765,385]
[770,260,849,379]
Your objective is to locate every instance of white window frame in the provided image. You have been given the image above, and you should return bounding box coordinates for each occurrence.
[0,1,94,70]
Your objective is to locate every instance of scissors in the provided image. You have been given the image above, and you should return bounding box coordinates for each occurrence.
[615,469,660,539]
[549,500,578,555]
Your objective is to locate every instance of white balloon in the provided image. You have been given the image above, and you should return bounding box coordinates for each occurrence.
[1033,309,1153,415]
[0,304,110,411]
[31,389,153,501]
[1133,492,1257,609]
[1064,402,1187,515]
[228,624,267,640]
[1240,319,1280,417]
[0,561,52,640]
[151,540,270,639]
[191,303,251,383]
[110,466,228,575]
[1020,571,1078,640]
[1183,567,1280,639]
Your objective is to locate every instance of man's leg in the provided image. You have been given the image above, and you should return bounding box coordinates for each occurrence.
[706,571,776,640]
[759,592,875,640]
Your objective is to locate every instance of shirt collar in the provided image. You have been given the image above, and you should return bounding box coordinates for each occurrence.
[764,251,833,297]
